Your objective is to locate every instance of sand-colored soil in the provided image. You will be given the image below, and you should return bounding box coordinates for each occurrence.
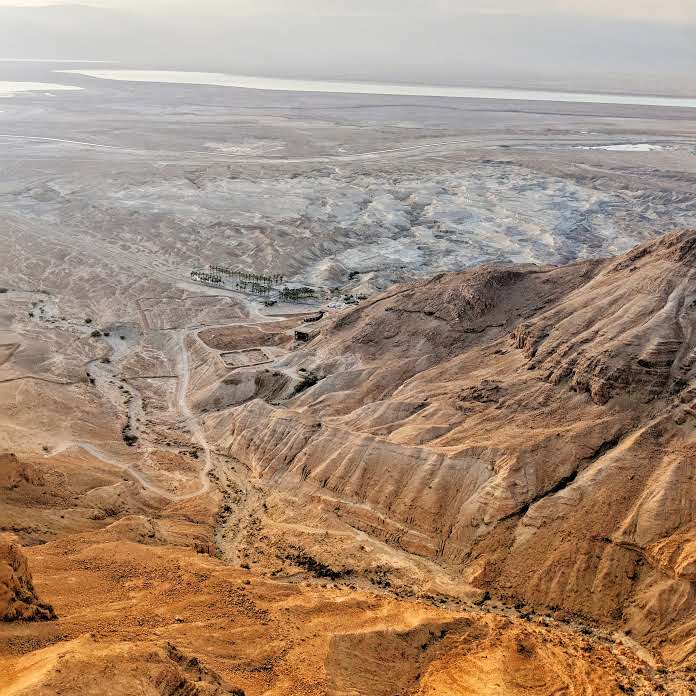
[199,324,298,352]
[2,227,696,693]
[1,523,682,695]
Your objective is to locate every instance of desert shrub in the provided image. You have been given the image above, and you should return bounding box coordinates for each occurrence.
[122,430,138,447]
[293,373,320,395]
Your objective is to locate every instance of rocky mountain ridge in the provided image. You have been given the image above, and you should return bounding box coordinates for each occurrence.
[205,230,696,667]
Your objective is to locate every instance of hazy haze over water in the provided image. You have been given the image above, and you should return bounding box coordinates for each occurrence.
[0,1,694,96]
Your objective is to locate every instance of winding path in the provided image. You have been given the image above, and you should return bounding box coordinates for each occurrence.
[53,329,214,502]
[175,330,214,498]
[0,132,484,164]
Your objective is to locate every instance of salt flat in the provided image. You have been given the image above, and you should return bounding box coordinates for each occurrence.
[0,80,82,96]
[2,60,692,460]
[575,143,666,151]
[58,69,696,108]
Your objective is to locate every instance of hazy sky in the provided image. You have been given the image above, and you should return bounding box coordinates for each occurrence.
[0,2,694,94]
[1,0,695,21]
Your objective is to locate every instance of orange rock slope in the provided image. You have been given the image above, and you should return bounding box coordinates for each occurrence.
[207,230,696,669]
[0,533,55,623]
[0,531,682,695]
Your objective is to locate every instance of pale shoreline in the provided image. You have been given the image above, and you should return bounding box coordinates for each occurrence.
[0,81,83,97]
[57,69,696,109]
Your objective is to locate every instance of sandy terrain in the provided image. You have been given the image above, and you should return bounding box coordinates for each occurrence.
[2,234,695,694]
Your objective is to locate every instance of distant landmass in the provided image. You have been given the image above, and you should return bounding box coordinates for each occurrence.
[1,4,694,97]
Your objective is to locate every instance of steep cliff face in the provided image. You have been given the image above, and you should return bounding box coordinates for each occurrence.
[0,453,45,489]
[512,231,696,405]
[0,533,56,622]
[207,230,696,666]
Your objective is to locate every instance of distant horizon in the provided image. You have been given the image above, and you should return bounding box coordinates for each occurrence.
[53,69,696,106]
[1,61,694,101]
[0,3,694,99]
[0,62,694,101]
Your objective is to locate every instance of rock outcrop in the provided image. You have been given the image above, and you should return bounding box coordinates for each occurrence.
[0,453,45,489]
[0,534,56,621]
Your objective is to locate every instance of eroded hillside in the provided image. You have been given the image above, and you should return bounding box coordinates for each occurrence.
[2,232,696,695]
[204,230,696,672]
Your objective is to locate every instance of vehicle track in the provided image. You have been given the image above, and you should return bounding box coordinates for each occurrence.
[0,133,483,164]
[175,330,214,498]
[53,328,214,502]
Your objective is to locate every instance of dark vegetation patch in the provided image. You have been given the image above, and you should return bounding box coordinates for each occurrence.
[293,372,321,395]
[284,550,349,580]
[122,427,138,447]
